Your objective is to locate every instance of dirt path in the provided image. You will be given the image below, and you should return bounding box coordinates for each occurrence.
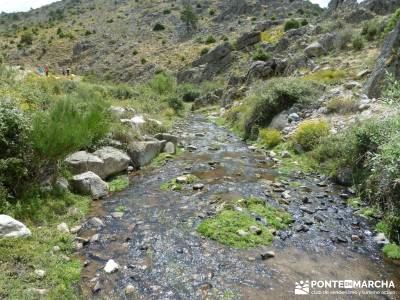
[79,115,400,299]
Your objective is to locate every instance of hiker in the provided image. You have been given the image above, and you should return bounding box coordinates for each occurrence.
[62,68,66,76]
[66,67,70,76]
[44,66,49,76]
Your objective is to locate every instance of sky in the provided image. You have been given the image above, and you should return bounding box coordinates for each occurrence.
[0,0,356,14]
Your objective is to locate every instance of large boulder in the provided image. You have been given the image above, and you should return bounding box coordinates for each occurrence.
[65,151,104,178]
[304,42,327,58]
[364,22,400,98]
[318,33,336,52]
[362,0,400,15]
[246,58,288,83]
[344,8,375,23]
[0,215,31,238]
[192,89,224,111]
[127,141,164,167]
[236,31,261,50]
[70,171,109,199]
[93,147,131,178]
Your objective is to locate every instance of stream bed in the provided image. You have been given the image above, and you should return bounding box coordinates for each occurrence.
[79,115,400,299]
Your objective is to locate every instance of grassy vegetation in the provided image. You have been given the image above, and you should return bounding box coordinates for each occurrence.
[197,197,292,248]
[150,146,184,167]
[0,192,90,299]
[303,69,347,85]
[108,176,129,192]
[225,78,318,139]
[257,128,282,149]
[160,175,198,191]
[383,244,400,260]
[291,119,330,152]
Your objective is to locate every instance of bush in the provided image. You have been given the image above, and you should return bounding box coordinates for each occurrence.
[304,69,347,85]
[179,84,201,102]
[150,72,175,94]
[385,8,400,33]
[32,92,110,162]
[0,100,33,197]
[258,128,282,149]
[334,28,353,50]
[301,19,308,26]
[252,46,271,61]
[352,35,364,51]
[284,19,300,32]
[200,47,209,55]
[166,96,184,112]
[153,23,165,31]
[382,71,400,105]
[240,78,317,139]
[362,21,378,41]
[383,243,400,259]
[326,97,359,114]
[292,119,330,152]
[205,35,216,44]
[18,31,33,48]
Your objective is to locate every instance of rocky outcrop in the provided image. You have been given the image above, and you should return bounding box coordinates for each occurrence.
[236,31,261,50]
[361,0,400,15]
[246,58,288,83]
[72,40,93,56]
[127,141,164,167]
[177,43,233,84]
[0,215,31,238]
[192,89,224,111]
[304,42,327,58]
[65,147,130,179]
[319,33,336,52]
[344,8,375,23]
[328,0,358,13]
[213,0,252,22]
[154,133,178,146]
[364,22,400,98]
[70,171,109,199]
[93,147,131,178]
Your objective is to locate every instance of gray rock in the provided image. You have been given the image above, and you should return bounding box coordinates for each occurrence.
[236,31,261,50]
[125,284,136,295]
[373,232,390,245]
[365,21,400,98]
[65,151,104,178]
[34,269,46,279]
[304,42,327,58]
[104,259,119,273]
[344,8,375,23]
[154,133,178,145]
[260,250,275,260]
[246,58,288,83]
[93,146,130,178]
[57,222,70,233]
[127,141,163,167]
[163,142,176,154]
[0,215,31,238]
[318,33,336,51]
[70,171,109,199]
[55,177,70,192]
[288,113,300,122]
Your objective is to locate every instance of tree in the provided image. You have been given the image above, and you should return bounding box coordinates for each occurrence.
[18,32,33,49]
[180,4,198,32]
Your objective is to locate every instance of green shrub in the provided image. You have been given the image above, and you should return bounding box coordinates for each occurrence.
[383,243,400,260]
[304,69,347,85]
[334,28,353,50]
[200,47,209,55]
[150,72,175,94]
[382,71,400,105]
[284,19,300,31]
[252,46,271,61]
[179,84,201,102]
[292,119,330,152]
[181,4,198,30]
[240,78,317,139]
[326,97,359,114]
[0,100,33,198]
[32,93,110,162]
[362,21,378,41]
[166,96,184,112]
[153,23,165,31]
[204,35,216,44]
[258,128,282,148]
[385,8,400,33]
[301,19,308,26]
[352,35,364,51]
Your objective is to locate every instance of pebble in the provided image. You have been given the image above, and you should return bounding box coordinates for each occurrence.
[187,145,198,151]
[89,217,104,227]
[193,183,205,190]
[70,225,82,234]
[125,284,136,295]
[260,250,275,260]
[57,223,69,233]
[351,235,361,241]
[92,281,102,293]
[53,245,61,252]
[111,212,124,218]
[176,175,189,184]
[300,206,316,214]
[296,224,309,232]
[249,225,262,235]
[237,229,248,236]
[34,269,46,278]
[104,259,119,273]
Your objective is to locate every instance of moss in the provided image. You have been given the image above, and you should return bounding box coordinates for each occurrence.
[151,146,184,167]
[357,207,379,219]
[160,175,198,191]
[0,192,90,299]
[382,243,400,260]
[347,197,361,208]
[303,69,347,85]
[197,197,292,248]
[108,176,129,192]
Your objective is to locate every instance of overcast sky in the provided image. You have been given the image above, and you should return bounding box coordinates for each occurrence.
[0,0,337,14]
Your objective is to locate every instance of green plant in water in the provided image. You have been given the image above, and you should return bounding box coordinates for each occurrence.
[108,176,129,192]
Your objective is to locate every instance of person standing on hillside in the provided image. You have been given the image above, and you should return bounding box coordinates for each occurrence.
[66,67,70,76]
[44,66,49,76]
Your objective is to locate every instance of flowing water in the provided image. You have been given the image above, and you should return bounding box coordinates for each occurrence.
[79,115,400,299]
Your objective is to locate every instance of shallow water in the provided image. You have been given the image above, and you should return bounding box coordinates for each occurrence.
[79,115,400,299]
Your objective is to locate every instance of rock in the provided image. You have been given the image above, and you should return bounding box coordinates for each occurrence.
[300,206,315,214]
[154,133,178,145]
[55,177,70,192]
[337,236,348,243]
[249,225,262,235]
[0,215,31,238]
[281,151,291,158]
[64,151,104,177]
[104,259,119,273]
[34,269,46,278]
[260,250,275,260]
[237,229,248,236]
[92,280,102,293]
[127,141,163,168]
[93,147,130,179]
[70,225,82,234]
[193,183,205,190]
[57,223,70,233]
[109,106,127,117]
[288,113,300,123]
[187,145,198,151]
[111,212,124,218]
[296,224,309,232]
[176,176,189,184]
[351,234,361,241]
[246,58,288,83]
[70,172,109,199]
[89,217,105,227]
[236,31,261,50]
[304,42,327,58]
[344,8,375,23]
[53,245,61,252]
[90,234,100,243]
[373,233,390,245]
[362,0,400,15]
[30,288,48,296]
[345,81,362,89]
[357,69,371,78]
[163,142,176,154]
[318,33,336,51]
[125,284,136,295]
[365,21,400,98]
